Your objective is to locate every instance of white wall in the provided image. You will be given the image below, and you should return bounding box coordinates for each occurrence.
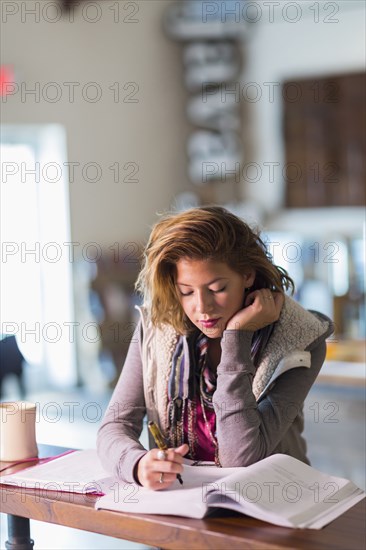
[4,2,364,240]
[1,1,189,248]
[241,1,366,213]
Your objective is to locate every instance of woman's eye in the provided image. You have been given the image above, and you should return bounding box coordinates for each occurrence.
[179,287,226,297]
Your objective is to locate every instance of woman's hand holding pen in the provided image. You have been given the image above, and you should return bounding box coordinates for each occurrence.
[136,444,189,490]
[226,289,284,332]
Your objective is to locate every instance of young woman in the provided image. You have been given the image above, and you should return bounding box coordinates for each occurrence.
[97,205,333,490]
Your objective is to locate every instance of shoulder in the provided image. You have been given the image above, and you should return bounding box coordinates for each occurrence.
[257,296,333,365]
[278,296,334,347]
[134,304,180,353]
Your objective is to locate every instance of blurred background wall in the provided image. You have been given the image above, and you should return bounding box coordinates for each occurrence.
[242,3,365,210]
[3,2,364,241]
[1,1,188,246]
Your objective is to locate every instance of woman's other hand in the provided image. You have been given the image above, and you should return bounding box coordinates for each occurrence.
[226,290,284,332]
[136,444,189,490]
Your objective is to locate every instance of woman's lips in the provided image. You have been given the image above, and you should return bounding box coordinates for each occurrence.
[199,318,221,328]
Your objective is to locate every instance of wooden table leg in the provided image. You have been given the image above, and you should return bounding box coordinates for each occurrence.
[5,515,34,550]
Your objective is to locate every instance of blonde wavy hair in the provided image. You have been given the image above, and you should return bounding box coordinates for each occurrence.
[135,205,294,335]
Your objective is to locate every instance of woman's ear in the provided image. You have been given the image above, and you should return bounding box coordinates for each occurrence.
[243,269,255,288]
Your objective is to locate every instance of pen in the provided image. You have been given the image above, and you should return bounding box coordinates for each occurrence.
[148,421,183,485]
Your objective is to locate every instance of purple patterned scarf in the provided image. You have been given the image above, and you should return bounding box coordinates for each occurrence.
[167,324,274,456]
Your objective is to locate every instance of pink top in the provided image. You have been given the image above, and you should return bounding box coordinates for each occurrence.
[183,396,216,461]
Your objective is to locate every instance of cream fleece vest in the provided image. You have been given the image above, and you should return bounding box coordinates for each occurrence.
[135,296,333,437]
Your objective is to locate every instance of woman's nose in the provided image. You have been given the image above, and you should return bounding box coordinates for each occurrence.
[196,292,213,313]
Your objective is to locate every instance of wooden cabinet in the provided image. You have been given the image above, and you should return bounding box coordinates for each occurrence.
[283,72,366,207]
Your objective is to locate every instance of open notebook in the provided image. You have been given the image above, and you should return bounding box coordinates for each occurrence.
[1,450,364,529]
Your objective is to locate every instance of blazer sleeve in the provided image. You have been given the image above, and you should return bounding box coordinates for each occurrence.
[96,319,148,483]
[213,329,327,467]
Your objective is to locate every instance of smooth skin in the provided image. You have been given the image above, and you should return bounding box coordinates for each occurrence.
[136,258,284,489]
[136,445,188,491]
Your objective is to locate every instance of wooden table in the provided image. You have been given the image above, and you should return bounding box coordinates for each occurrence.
[1,445,365,550]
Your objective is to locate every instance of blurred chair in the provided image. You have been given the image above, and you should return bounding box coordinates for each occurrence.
[0,336,26,399]
[90,252,141,387]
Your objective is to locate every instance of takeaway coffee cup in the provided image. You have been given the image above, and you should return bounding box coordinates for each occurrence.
[0,401,38,462]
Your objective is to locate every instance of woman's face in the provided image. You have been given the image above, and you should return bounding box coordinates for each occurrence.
[175,258,255,338]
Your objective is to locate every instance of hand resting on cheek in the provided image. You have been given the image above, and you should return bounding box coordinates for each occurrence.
[226,290,284,332]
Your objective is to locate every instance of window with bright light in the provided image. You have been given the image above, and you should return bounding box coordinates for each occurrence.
[1,125,77,387]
